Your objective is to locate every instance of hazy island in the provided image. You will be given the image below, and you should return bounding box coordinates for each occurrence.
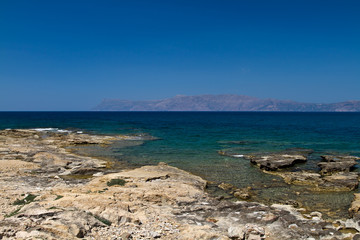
[93,95,360,112]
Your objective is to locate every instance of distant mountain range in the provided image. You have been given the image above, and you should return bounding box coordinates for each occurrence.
[93,95,360,112]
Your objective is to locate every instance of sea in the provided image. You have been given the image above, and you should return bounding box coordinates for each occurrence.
[1,111,360,219]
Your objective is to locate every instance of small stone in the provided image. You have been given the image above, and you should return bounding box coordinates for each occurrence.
[310,211,322,218]
[93,172,104,177]
[16,231,30,238]
[247,233,261,240]
[150,231,161,238]
[353,233,360,240]
[120,232,131,240]
[262,212,278,223]
[233,191,251,200]
[218,182,235,191]
[228,226,245,238]
[288,224,298,229]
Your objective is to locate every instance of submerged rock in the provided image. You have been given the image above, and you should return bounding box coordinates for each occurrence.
[321,172,359,191]
[218,182,252,200]
[251,152,360,192]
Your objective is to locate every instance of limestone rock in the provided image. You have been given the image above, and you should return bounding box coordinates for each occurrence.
[246,152,308,170]
[270,171,359,191]
[227,226,245,239]
[0,129,357,239]
[319,155,359,174]
[349,193,360,218]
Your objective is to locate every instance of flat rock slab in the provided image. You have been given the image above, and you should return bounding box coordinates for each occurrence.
[321,172,359,191]
[246,154,307,170]
[270,171,359,191]
[0,160,38,174]
[319,155,360,174]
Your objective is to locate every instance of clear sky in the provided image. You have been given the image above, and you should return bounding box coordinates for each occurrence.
[1,0,359,110]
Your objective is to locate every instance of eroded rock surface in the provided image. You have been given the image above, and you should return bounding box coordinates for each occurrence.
[270,171,359,192]
[319,155,360,174]
[0,129,357,239]
[231,147,360,192]
[246,154,307,170]
[243,149,312,170]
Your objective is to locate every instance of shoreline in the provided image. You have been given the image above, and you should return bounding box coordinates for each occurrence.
[0,129,359,239]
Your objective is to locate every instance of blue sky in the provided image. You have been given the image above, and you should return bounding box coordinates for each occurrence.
[0,0,359,110]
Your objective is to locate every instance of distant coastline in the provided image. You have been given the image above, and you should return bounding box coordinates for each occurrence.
[93,94,360,112]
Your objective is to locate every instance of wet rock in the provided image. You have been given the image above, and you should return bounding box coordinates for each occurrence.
[233,190,251,200]
[246,153,307,170]
[218,182,235,191]
[269,171,359,192]
[279,171,323,186]
[321,172,359,191]
[319,155,359,174]
[218,182,252,200]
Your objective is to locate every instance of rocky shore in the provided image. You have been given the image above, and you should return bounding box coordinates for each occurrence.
[1,129,360,239]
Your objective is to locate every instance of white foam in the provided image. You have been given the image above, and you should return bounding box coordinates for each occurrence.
[57,129,71,133]
[31,128,72,133]
[32,128,58,132]
[232,154,244,158]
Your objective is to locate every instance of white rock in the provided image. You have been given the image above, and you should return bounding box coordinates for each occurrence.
[228,226,245,238]
[93,172,104,177]
[248,233,261,240]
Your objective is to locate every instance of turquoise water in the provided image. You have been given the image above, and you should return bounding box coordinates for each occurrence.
[1,112,360,218]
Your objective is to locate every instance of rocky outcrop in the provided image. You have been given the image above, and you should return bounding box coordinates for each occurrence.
[243,149,312,170]
[222,147,360,192]
[319,155,360,174]
[246,154,307,170]
[0,129,358,239]
[270,171,359,191]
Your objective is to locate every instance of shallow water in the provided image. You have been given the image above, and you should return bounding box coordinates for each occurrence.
[1,111,360,219]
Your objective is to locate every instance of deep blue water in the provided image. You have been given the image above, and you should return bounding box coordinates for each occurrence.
[1,111,360,218]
